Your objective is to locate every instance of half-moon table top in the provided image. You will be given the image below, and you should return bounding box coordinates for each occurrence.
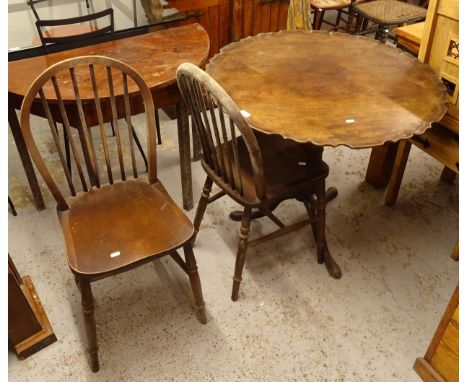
[206,30,447,149]
[9,23,210,104]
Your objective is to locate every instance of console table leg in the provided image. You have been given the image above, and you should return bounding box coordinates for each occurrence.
[8,102,45,211]
[176,101,193,211]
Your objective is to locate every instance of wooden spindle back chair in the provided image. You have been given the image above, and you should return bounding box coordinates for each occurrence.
[177,61,267,205]
[21,56,153,209]
[20,56,207,372]
[28,0,92,22]
[177,63,341,302]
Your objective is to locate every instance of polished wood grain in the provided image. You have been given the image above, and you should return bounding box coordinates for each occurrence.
[207,31,447,149]
[178,63,340,301]
[19,56,207,372]
[9,23,210,211]
[9,23,209,105]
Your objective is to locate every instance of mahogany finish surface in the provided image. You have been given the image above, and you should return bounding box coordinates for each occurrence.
[9,23,209,106]
[207,30,447,149]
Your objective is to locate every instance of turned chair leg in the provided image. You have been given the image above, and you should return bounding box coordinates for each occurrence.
[231,207,252,301]
[312,9,322,30]
[193,176,213,244]
[183,244,207,324]
[79,278,99,372]
[334,10,342,30]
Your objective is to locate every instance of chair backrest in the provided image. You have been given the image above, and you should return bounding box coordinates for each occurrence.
[28,0,92,22]
[20,55,157,211]
[176,63,266,200]
[35,8,114,52]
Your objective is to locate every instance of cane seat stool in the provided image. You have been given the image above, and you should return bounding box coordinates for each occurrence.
[177,63,340,302]
[19,56,207,372]
[352,0,427,42]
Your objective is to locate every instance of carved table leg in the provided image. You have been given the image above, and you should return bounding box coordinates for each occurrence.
[176,101,193,211]
[304,186,342,279]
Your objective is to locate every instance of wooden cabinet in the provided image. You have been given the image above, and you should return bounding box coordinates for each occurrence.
[414,286,459,382]
[165,1,290,57]
[379,0,459,205]
[419,0,459,134]
[167,0,231,57]
[232,0,290,41]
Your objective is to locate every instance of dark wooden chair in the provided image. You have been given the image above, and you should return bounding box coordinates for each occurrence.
[35,8,113,53]
[28,0,92,22]
[350,0,427,42]
[19,56,207,372]
[177,63,340,302]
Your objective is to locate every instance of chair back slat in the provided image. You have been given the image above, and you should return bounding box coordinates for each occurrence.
[123,72,138,179]
[229,118,244,194]
[38,89,76,196]
[89,63,113,184]
[194,82,221,174]
[69,66,100,188]
[180,77,214,170]
[20,55,158,211]
[206,95,228,179]
[106,66,126,181]
[51,75,89,192]
[177,63,266,200]
[217,104,235,187]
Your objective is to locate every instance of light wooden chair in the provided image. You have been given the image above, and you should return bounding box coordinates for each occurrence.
[20,56,207,372]
[177,63,340,302]
[310,0,367,31]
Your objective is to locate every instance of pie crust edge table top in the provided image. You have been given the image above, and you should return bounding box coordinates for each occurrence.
[206,30,448,149]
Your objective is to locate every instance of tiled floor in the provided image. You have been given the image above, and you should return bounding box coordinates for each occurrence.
[8,103,458,381]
